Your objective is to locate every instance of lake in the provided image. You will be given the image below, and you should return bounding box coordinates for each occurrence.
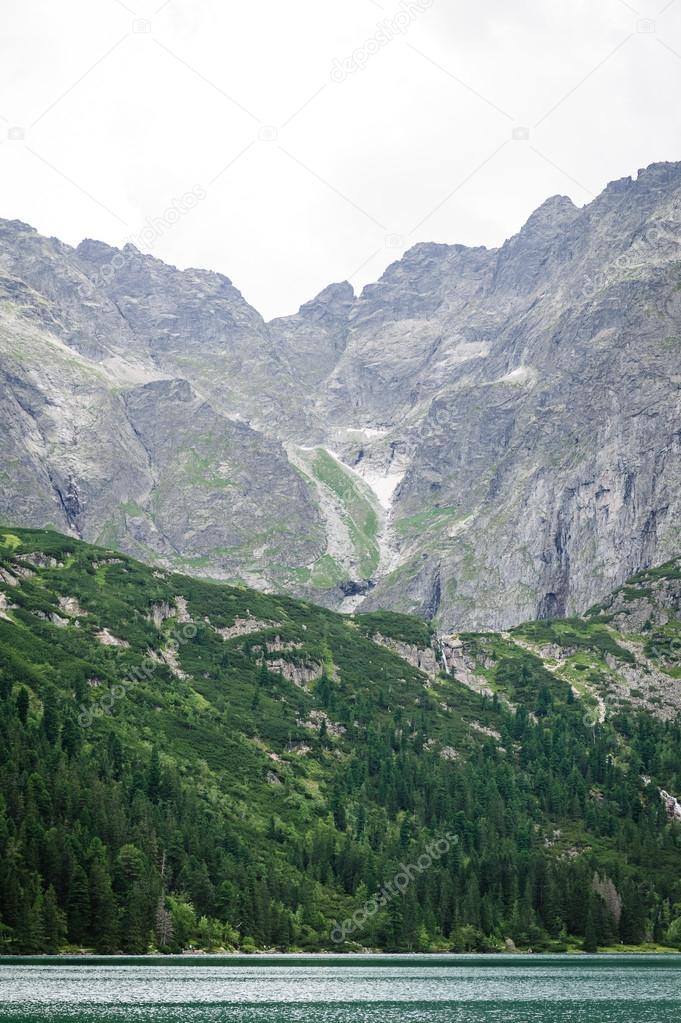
[1,955,681,1021]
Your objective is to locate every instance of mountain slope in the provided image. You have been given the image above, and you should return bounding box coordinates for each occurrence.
[1,161,681,626]
[1,528,681,953]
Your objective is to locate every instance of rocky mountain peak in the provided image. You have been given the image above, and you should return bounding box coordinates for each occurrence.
[75,237,121,261]
[295,280,355,322]
[0,217,38,239]
[635,159,681,189]
[1,161,680,630]
[516,194,579,233]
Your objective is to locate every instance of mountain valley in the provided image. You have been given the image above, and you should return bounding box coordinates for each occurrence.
[2,161,681,629]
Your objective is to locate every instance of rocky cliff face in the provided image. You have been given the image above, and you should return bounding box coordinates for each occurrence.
[0,220,325,590]
[1,161,680,627]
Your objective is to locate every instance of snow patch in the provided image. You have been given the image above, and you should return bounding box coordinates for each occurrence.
[496,365,535,386]
[322,446,401,511]
[360,469,404,510]
[339,426,388,439]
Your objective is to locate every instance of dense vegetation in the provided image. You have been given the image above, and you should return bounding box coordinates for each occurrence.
[1,528,681,954]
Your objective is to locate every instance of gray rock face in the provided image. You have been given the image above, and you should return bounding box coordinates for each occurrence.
[1,161,681,625]
[0,220,324,587]
[121,377,323,584]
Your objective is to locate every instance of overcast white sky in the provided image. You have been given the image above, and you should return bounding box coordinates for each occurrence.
[1,0,681,318]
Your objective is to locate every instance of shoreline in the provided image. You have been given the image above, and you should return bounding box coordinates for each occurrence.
[2,947,680,960]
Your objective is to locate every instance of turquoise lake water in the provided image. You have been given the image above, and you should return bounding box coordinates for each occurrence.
[1,954,681,1021]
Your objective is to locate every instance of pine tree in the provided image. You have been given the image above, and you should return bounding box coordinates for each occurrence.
[147,747,161,802]
[619,881,648,945]
[120,880,151,953]
[88,855,118,953]
[43,885,66,951]
[41,688,60,745]
[17,884,45,953]
[15,687,29,725]
[67,865,90,945]
[583,892,599,953]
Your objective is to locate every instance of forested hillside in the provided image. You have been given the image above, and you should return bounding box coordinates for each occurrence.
[1,528,681,953]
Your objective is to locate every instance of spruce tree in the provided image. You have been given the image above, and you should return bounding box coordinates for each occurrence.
[43,885,66,951]
[67,866,90,945]
[88,855,118,953]
[583,892,599,953]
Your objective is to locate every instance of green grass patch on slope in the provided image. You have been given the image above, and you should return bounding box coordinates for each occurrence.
[395,505,461,535]
[512,617,636,664]
[311,449,379,577]
[355,610,435,648]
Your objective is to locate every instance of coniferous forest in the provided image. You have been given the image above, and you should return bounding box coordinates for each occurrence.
[1,528,681,954]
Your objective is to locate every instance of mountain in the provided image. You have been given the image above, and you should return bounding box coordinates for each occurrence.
[1,526,681,953]
[1,161,681,628]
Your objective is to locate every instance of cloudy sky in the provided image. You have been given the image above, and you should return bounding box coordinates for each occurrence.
[1,0,681,318]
